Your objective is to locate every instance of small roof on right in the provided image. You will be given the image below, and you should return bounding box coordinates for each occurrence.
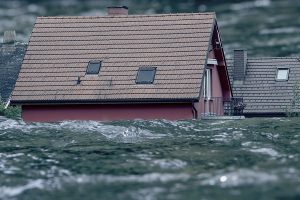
[227,49,300,116]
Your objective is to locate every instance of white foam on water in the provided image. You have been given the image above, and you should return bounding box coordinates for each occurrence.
[0,179,44,198]
[151,159,187,169]
[1,153,24,158]
[60,121,168,142]
[249,148,280,157]
[260,132,279,140]
[135,153,153,161]
[0,117,167,143]
[0,117,228,143]
[0,173,190,198]
[0,117,25,132]
[210,129,245,143]
[127,187,165,200]
[209,120,228,126]
[86,173,191,184]
[0,153,23,174]
[0,117,62,134]
[241,141,259,147]
[199,169,278,187]
[242,141,282,158]
[211,132,230,142]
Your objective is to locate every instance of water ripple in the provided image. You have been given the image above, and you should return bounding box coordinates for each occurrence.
[199,169,278,187]
[0,173,190,199]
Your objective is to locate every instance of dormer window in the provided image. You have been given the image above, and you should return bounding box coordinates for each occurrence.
[136,67,156,84]
[276,68,289,81]
[86,60,101,75]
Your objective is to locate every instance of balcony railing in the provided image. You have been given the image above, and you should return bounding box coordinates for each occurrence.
[200,97,245,116]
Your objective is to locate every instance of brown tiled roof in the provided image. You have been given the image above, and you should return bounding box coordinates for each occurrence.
[12,13,215,103]
[228,57,300,114]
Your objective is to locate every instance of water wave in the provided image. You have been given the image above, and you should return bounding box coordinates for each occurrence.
[199,169,278,187]
[0,117,167,143]
[0,173,190,199]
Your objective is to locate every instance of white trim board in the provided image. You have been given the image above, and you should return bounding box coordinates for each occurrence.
[207,59,218,65]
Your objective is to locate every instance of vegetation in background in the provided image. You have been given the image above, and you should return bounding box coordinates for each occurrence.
[0,100,21,119]
[1,0,299,57]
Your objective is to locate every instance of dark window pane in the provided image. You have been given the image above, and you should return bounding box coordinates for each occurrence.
[136,67,156,84]
[86,61,101,75]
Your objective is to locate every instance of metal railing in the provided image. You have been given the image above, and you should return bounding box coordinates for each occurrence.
[200,97,245,116]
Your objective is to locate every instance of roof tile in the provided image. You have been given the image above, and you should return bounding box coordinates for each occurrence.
[12,12,215,102]
[228,57,300,114]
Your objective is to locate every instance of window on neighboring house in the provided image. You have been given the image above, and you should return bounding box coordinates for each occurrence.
[203,68,212,99]
[86,60,101,75]
[136,67,156,84]
[276,68,289,81]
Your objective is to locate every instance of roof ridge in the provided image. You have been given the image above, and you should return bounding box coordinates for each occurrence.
[37,12,216,19]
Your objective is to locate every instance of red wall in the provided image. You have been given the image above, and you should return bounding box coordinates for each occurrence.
[22,103,194,122]
[195,24,232,117]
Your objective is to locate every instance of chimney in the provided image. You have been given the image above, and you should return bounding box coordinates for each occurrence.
[107,6,128,16]
[233,49,247,82]
[3,30,16,44]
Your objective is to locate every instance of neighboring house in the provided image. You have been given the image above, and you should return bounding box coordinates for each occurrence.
[228,49,300,116]
[0,31,27,103]
[11,6,232,122]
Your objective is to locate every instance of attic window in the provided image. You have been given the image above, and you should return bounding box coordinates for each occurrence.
[276,68,289,81]
[136,67,156,84]
[86,60,101,75]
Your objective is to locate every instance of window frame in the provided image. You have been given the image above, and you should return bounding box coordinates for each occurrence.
[276,67,289,81]
[135,67,156,84]
[86,60,102,75]
[203,68,212,100]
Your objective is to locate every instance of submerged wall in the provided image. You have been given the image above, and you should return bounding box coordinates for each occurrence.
[22,103,195,122]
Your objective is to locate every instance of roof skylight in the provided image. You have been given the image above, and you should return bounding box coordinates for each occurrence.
[276,68,289,81]
[136,67,156,84]
[86,61,101,75]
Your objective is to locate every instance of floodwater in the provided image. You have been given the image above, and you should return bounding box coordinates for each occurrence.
[1,0,300,199]
[1,116,300,199]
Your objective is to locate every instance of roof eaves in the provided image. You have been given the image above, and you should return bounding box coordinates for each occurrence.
[11,98,199,105]
[197,15,216,100]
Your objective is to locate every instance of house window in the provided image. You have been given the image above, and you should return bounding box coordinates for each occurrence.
[276,68,289,81]
[136,67,156,84]
[86,60,101,75]
[204,68,212,99]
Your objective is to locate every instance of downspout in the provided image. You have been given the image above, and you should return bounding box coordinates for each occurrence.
[192,102,198,119]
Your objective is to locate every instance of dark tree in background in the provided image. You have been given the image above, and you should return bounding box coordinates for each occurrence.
[0,0,299,57]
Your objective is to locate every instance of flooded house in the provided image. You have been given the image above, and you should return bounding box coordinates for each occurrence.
[11,6,234,122]
[0,31,26,104]
[228,49,300,117]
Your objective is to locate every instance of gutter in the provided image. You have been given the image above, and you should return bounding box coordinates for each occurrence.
[192,102,198,119]
[11,98,199,106]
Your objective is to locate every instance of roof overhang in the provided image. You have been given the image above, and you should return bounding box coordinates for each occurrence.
[11,98,199,106]
[212,19,233,97]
